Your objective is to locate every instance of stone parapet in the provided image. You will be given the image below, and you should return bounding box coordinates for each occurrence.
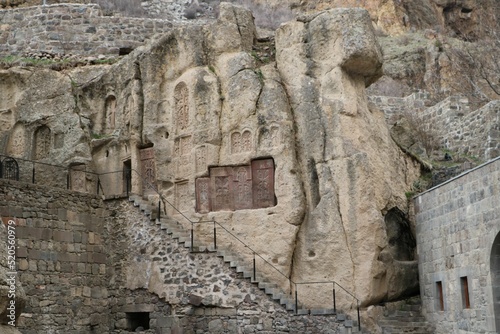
[0,4,175,56]
[371,91,500,161]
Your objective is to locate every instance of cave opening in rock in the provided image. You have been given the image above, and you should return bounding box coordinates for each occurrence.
[126,312,150,331]
[384,207,416,261]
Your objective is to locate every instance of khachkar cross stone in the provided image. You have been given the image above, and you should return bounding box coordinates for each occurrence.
[195,158,276,213]
[140,147,156,195]
[8,126,25,157]
[174,82,189,133]
[251,159,275,208]
[34,126,51,160]
[70,165,86,193]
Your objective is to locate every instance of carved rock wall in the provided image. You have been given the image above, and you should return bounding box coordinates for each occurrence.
[0,4,420,309]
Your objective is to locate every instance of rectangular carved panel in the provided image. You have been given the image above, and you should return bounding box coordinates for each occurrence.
[210,167,233,212]
[70,165,86,193]
[195,159,276,213]
[233,165,253,210]
[195,177,211,213]
[251,159,275,208]
[140,147,156,195]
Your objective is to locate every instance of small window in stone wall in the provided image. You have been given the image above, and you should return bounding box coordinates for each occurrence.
[436,281,444,311]
[126,312,150,331]
[461,276,471,309]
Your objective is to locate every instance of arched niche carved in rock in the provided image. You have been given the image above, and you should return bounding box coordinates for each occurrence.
[105,95,117,133]
[33,125,51,160]
[231,129,253,154]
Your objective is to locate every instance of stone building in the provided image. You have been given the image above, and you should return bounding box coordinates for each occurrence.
[414,156,500,333]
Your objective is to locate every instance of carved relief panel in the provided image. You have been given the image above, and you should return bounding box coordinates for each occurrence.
[34,126,51,160]
[210,167,233,212]
[174,82,189,134]
[252,159,276,208]
[259,125,281,149]
[195,158,276,213]
[0,109,14,132]
[195,145,207,174]
[195,177,210,213]
[8,124,26,158]
[231,130,253,154]
[175,135,193,178]
[140,147,156,195]
[233,165,252,210]
[70,165,86,193]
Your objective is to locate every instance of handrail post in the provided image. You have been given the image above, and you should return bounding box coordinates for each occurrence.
[213,221,217,250]
[333,282,336,313]
[295,284,298,315]
[32,162,35,184]
[190,222,194,252]
[253,252,256,282]
[158,200,161,220]
[357,301,361,331]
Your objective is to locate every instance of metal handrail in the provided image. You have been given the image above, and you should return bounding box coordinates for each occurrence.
[0,153,361,328]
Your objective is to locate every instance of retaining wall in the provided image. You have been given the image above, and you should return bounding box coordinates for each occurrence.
[0,178,360,333]
[0,4,175,56]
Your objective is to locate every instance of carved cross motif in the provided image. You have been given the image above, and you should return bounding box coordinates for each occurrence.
[174,83,189,132]
[195,159,275,213]
[34,126,51,160]
[140,147,156,195]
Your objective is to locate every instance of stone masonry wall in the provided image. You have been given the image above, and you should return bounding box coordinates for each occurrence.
[0,177,361,333]
[0,4,175,56]
[0,178,110,333]
[371,93,500,161]
[105,198,361,333]
[414,156,500,333]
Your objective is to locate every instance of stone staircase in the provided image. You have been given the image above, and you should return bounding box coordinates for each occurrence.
[377,297,435,334]
[129,194,364,333]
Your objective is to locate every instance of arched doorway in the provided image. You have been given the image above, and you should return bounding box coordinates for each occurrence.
[490,232,500,331]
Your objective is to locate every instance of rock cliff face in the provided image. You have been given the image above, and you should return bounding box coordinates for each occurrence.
[275,9,420,305]
[0,4,420,308]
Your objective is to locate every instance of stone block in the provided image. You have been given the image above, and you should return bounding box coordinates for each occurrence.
[53,230,73,242]
[16,246,28,258]
[157,316,174,328]
[216,307,237,316]
[121,304,155,313]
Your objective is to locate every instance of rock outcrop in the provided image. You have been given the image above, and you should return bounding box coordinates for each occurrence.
[276,8,420,306]
[0,3,420,309]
